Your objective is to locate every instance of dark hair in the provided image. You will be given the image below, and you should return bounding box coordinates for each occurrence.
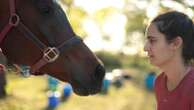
[151,11,194,64]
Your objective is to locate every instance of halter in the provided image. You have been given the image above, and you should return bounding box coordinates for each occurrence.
[0,0,82,75]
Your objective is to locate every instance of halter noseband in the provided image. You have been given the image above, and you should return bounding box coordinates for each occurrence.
[0,0,82,75]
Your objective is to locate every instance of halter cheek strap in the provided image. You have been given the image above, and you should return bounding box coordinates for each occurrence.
[0,0,19,43]
[0,0,82,75]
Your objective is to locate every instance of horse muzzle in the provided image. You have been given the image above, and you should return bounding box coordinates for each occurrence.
[71,64,105,96]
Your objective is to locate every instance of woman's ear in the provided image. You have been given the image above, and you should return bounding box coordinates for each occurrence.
[171,36,183,50]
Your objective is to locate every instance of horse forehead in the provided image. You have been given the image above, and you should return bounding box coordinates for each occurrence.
[32,0,54,5]
[31,0,59,11]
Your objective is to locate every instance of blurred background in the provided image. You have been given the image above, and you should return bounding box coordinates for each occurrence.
[0,0,194,110]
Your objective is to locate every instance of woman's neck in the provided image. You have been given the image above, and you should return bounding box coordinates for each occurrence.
[160,58,190,91]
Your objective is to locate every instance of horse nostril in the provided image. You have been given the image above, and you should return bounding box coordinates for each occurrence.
[94,64,105,80]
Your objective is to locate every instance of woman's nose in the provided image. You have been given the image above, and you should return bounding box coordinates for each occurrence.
[144,42,149,52]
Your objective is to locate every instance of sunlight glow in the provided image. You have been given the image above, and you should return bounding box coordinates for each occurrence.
[83,19,104,51]
[161,0,194,18]
[84,13,127,52]
[161,0,185,12]
[74,0,124,14]
[146,1,159,19]
[184,0,194,6]
[59,0,194,55]
[122,32,144,55]
[102,13,127,52]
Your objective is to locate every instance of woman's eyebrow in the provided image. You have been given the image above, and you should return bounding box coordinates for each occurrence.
[147,36,157,39]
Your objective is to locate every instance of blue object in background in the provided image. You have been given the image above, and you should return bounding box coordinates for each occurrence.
[63,84,72,97]
[61,83,72,102]
[100,79,110,94]
[145,72,156,91]
[48,76,59,91]
[47,92,60,110]
[112,78,123,89]
[19,65,31,77]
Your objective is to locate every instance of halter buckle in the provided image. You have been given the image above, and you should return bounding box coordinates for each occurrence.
[9,13,20,26]
[43,47,60,63]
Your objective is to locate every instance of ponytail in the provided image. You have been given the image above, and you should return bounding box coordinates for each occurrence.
[191,24,194,59]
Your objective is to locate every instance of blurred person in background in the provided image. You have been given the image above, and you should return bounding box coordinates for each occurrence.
[144,11,194,110]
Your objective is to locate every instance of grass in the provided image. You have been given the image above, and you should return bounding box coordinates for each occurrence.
[57,82,156,110]
[0,70,156,110]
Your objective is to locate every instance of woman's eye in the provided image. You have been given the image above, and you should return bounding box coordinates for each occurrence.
[149,39,156,44]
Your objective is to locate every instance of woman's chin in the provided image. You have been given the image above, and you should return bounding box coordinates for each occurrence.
[149,60,158,66]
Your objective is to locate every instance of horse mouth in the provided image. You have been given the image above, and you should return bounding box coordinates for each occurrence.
[73,87,101,96]
[70,79,103,96]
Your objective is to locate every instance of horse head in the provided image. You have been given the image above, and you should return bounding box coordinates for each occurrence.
[0,0,105,96]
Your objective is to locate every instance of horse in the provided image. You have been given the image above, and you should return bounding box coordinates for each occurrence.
[0,0,105,96]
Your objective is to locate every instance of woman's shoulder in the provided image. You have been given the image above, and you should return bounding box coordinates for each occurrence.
[187,67,194,80]
[185,68,194,100]
[184,68,194,94]
[155,72,165,83]
[154,72,165,90]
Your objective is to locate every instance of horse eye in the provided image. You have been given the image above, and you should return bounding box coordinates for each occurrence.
[36,1,54,16]
[40,7,51,14]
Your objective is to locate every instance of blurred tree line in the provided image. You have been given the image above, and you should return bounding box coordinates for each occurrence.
[59,0,194,71]
[0,0,192,71]
[95,51,152,72]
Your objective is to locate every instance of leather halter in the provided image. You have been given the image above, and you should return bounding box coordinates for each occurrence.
[0,0,82,75]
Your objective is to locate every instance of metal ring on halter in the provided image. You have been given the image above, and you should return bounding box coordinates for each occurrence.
[9,13,20,26]
[43,47,60,63]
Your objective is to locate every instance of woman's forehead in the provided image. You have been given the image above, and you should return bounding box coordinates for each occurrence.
[146,23,161,36]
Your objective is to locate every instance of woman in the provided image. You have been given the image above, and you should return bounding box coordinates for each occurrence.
[144,11,194,110]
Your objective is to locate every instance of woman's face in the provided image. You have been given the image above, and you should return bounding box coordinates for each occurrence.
[144,23,175,67]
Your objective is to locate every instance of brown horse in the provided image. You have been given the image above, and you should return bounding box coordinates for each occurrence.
[0,0,105,96]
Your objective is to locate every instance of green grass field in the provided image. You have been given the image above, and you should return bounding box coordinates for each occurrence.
[0,70,156,110]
